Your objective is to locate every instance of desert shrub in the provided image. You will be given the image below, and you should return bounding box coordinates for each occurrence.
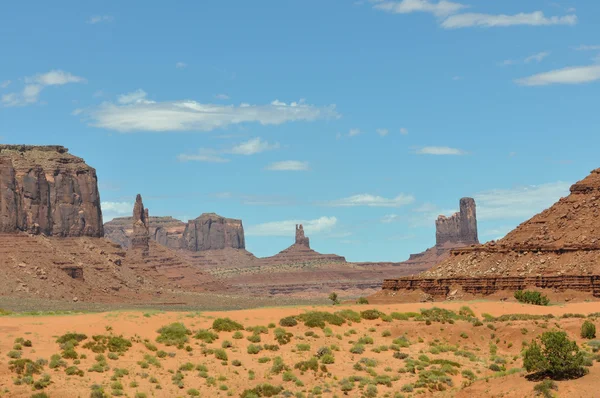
[232,359,242,367]
[274,328,292,345]
[419,307,459,323]
[335,309,362,323]
[533,380,558,398]
[581,320,596,339]
[321,354,335,364]
[144,342,157,351]
[393,352,409,360]
[356,297,369,304]
[350,344,365,354]
[390,311,419,320]
[56,333,87,346]
[279,316,298,327]
[7,350,21,359]
[246,326,269,334]
[270,357,289,374]
[65,366,84,376]
[459,306,475,318]
[83,335,132,353]
[213,318,244,332]
[258,357,271,363]
[247,334,261,343]
[296,311,345,328]
[461,369,476,380]
[214,349,228,361]
[247,344,262,355]
[233,331,244,339]
[294,357,319,372]
[523,331,586,379]
[9,359,42,376]
[32,374,51,390]
[489,364,502,372]
[156,323,190,347]
[221,340,232,348]
[393,336,411,347]
[360,310,381,320]
[514,290,549,306]
[328,292,340,305]
[263,344,279,351]
[194,329,219,343]
[62,348,78,359]
[240,383,283,398]
[296,343,311,352]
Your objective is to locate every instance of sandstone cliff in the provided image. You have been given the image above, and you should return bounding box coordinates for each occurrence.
[104,216,185,249]
[131,194,150,255]
[181,213,245,251]
[401,197,479,271]
[0,145,103,237]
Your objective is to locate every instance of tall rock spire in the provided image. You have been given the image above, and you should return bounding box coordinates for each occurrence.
[295,224,310,248]
[131,194,150,255]
[435,197,479,247]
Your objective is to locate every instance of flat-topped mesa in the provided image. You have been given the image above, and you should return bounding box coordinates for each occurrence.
[104,216,185,250]
[181,213,245,251]
[435,197,479,246]
[0,144,103,237]
[295,224,310,248]
[130,194,150,255]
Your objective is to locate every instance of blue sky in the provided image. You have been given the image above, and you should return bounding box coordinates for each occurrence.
[1,0,599,261]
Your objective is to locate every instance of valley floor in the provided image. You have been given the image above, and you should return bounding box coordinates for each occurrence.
[1,301,599,397]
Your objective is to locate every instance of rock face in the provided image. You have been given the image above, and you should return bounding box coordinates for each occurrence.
[130,194,150,255]
[295,224,310,247]
[181,213,245,251]
[401,197,479,271]
[435,197,479,246]
[0,145,103,237]
[382,168,600,300]
[104,216,185,250]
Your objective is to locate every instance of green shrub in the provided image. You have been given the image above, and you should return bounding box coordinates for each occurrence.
[247,344,262,355]
[581,320,596,339]
[357,297,369,304]
[296,311,345,328]
[514,290,550,306]
[328,292,340,305]
[279,316,298,327]
[240,384,283,398]
[294,357,319,372]
[213,318,244,332]
[274,328,292,345]
[335,309,362,323]
[156,323,190,347]
[523,331,586,379]
[195,329,219,343]
[360,310,381,320]
[533,380,558,398]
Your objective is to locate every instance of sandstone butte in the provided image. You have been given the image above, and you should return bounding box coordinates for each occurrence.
[0,145,221,303]
[377,168,600,302]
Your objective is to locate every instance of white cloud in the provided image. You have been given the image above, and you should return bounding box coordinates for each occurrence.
[177,150,230,163]
[117,89,154,105]
[372,0,467,17]
[246,216,337,237]
[381,214,400,223]
[348,128,362,137]
[442,11,577,29]
[88,15,114,24]
[265,161,310,171]
[400,127,409,135]
[214,94,230,100]
[414,146,466,155]
[0,80,10,88]
[574,45,600,51]
[326,193,415,207]
[175,62,187,69]
[2,70,85,107]
[84,95,339,132]
[515,65,600,86]
[524,51,550,63]
[101,201,132,222]
[178,137,279,162]
[474,181,570,220]
[228,137,279,155]
[376,128,389,137]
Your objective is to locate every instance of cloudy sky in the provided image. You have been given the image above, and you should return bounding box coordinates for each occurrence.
[1,1,598,261]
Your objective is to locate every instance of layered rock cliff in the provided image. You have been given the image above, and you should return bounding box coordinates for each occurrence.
[104,216,185,249]
[181,213,245,251]
[0,145,103,237]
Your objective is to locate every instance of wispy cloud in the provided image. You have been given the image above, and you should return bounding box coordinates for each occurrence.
[372,0,467,17]
[371,2,577,29]
[348,128,362,137]
[515,65,600,86]
[88,15,114,24]
[83,94,339,132]
[501,51,550,66]
[101,201,132,222]
[573,44,600,51]
[178,137,279,162]
[246,216,337,237]
[442,11,577,29]
[175,62,187,69]
[475,181,570,220]
[400,127,409,135]
[0,80,10,89]
[2,70,86,107]
[325,193,415,207]
[214,94,230,100]
[381,214,400,223]
[117,89,154,105]
[265,160,310,171]
[376,128,389,137]
[414,146,467,155]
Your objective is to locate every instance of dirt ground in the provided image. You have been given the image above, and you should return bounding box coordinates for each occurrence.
[1,301,599,397]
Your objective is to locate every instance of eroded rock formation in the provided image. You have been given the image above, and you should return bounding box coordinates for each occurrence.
[295,224,310,247]
[104,216,186,250]
[181,213,245,251]
[401,197,479,271]
[436,197,478,246]
[0,145,103,237]
[131,194,150,255]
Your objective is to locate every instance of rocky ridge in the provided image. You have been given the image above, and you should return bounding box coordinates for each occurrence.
[0,145,103,237]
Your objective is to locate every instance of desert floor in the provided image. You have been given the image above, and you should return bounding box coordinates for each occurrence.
[2,300,600,398]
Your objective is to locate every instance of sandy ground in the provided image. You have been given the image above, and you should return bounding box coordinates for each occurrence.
[1,301,600,397]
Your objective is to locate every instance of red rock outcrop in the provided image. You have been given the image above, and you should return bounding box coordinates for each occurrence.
[104,216,186,250]
[0,145,103,237]
[295,224,310,247]
[382,168,600,300]
[131,194,150,255]
[401,197,479,271]
[181,213,245,251]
